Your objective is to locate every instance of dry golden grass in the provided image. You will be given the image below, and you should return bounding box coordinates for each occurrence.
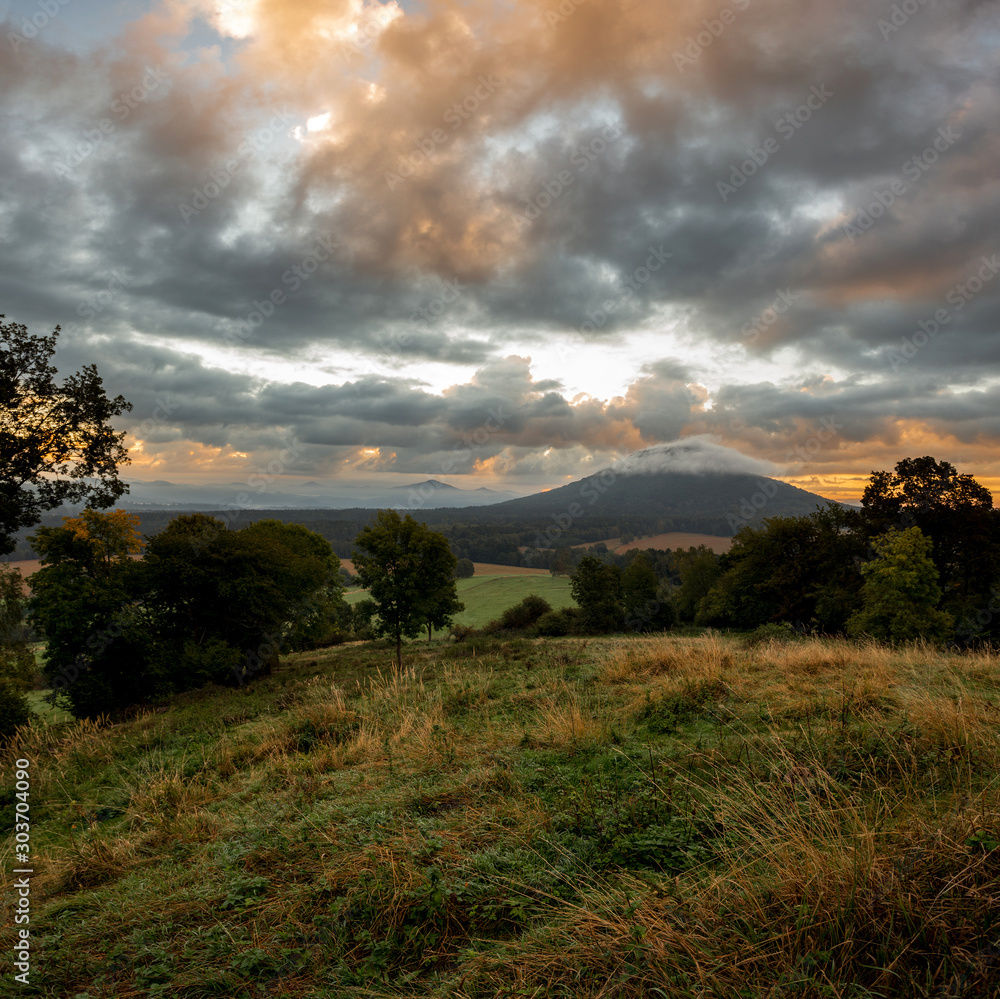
[534,683,608,747]
[43,830,147,893]
[600,633,734,684]
[902,687,1000,759]
[6,632,1000,998]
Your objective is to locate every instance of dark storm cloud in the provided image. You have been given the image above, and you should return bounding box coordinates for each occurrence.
[1,0,999,488]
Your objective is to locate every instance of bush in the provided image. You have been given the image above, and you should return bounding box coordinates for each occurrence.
[535,607,581,637]
[454,558,475,579]
[0,643,36,690]
[351,598,378,639]
[0,679,31,743]
[449,624,477,642]
[172,638,249,689]
[739,622,800,648]
[485,594,553,633]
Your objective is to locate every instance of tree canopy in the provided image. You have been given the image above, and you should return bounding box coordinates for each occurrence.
[861,455,999,624]
[570,555,624,633]
[1,315,132,556]
[352,510,463,666]
[847,526,954,643]
[30,511,344,717]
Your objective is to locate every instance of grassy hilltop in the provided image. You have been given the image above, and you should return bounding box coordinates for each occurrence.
[2,634,1000,997]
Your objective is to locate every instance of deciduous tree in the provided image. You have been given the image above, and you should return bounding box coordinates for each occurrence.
[1,316,131,556]
[846,526,953,644]
[352,510,463,666]
[571,555,623,633]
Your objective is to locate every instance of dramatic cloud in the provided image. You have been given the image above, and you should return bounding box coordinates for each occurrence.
[1,0,998,501]
[612,437,780,478]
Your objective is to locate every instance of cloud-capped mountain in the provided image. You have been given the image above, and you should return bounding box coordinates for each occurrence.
[464,438,832,529]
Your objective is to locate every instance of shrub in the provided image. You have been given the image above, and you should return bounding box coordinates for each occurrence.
[449,624,477,642]
[485,594,553,633]
[535,607,582,637]
[0,643,36,690]
[454,558,475,579]
[0,678,31,743]
[740,621,801,648]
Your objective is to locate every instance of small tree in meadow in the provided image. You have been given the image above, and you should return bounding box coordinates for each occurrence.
[353,511,463,666]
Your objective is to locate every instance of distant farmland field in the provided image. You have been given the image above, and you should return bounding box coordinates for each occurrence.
[339,560,548,577]
[569,532,732,554]
[346,572,576,629]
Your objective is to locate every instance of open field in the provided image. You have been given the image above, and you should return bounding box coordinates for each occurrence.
[570,533,733,554]
[346,573,576,629]
[342,560,548,577]
[6,558,548,592]
[24,689,74,724]
[449,575,575,628]
[3,634,999,997]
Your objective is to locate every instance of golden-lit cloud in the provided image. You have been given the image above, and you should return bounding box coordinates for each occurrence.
[3,0,999,504]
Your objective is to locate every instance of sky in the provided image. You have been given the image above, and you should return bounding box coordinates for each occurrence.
[1,0,999,504]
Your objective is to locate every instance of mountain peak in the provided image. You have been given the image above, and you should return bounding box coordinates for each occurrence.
[399,479,457,491]
[612,436,780,478]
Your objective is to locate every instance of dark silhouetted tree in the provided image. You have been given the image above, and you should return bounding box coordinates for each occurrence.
[623,552,659,631]
[861,456,999,631]
[571,555,623,633]
[1,316,131,556]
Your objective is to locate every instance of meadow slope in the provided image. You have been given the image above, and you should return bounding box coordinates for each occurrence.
[2,634,999,998]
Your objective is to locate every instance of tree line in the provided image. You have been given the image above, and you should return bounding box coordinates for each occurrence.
[561,457,1000,645]
[0,508,466,729]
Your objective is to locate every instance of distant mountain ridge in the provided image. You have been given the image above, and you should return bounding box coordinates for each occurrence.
[116,477,520,511]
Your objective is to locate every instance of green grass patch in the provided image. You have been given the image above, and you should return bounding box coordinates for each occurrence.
[25,688,74,724]
[345,573,577,630]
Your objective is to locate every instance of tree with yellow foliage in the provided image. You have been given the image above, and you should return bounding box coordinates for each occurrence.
[60,508,143,575]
